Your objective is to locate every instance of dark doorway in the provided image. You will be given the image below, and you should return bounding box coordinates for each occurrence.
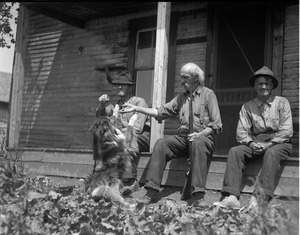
[210,3,272,153]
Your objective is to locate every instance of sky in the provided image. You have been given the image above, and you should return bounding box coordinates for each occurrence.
[0,3,19,73]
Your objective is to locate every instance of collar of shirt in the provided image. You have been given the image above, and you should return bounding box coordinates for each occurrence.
[185,86,202,98]
[254,95,275,108]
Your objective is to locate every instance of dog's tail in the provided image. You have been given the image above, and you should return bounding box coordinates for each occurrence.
[91,181,125,204]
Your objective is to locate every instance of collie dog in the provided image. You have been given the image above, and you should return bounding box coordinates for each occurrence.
[85,101,137,204]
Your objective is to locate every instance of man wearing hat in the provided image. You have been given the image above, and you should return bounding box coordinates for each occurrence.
[98,70,151,196]
[213,66,293,210]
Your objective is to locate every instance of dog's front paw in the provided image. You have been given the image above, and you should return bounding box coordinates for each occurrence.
[99,94,110,102]
[113,104,120,117]
[116,128,125,140]
[128,114,138,127]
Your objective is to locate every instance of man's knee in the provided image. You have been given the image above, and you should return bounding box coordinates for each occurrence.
[227,146,242,161]
[152,138,168,152]
[191,136,212,149]
[263,148,281,164]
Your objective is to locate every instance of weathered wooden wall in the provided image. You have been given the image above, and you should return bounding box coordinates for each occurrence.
[282,4,299,155]
[20,3,208,149]
[19,2,298,155]
[20,10,136,149]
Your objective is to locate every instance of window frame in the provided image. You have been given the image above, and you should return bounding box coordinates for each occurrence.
[128,13,180,104]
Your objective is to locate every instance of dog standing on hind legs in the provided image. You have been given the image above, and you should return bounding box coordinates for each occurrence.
[85,99,138,204]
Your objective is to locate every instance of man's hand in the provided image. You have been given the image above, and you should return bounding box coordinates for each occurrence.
[259,142,273,152]
[99,94,110,102]
[250,142,273,155]
[119,103,136,113]
[187,128,213,142]
[187,132,199,142]
[250,142,264,155]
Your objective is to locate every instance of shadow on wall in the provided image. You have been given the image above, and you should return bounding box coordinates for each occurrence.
[19,14,128,149]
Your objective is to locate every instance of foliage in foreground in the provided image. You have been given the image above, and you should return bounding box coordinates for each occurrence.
[0,134,298,235]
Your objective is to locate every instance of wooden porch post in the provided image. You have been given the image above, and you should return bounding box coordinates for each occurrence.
[8,5,28,148]
[272,3,284,96]
[150,2,171,152]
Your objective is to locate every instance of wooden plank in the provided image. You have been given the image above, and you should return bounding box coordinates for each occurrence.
[137,157,299,197]
[8,6,28,148]
[272,3,284,96]
[25,4,85,28]
[11,149,298,197]
[22,162,93,178]
[137,156,299,178]
[150,2,171,151]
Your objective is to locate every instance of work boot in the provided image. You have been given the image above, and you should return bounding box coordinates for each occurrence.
[192,192,205,200]
[121,179,140,196]
[213,195,240,209]
[190,192,206,207]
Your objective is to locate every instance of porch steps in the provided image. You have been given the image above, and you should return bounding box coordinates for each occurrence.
[7,148,299,197]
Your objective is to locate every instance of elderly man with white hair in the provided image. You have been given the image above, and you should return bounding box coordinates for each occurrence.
[121,62,222,204]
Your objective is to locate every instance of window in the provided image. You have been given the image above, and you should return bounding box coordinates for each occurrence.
[128,14,178,107]
[135,29,156,106]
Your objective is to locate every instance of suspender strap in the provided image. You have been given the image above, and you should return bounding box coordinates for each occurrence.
[189,92,194,134]
[199,87,208,124]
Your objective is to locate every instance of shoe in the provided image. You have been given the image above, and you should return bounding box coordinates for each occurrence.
[185,192,206,206]
[121,180,140,196]
[213,195,240,209]
[191,192,205,201]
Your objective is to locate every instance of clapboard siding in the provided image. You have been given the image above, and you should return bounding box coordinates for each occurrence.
[19,3,298,157]
[20,3,208,149]
[20,9,134,149]
[282,4,299,156]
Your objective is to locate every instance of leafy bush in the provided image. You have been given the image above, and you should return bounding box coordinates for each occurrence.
[0,170,298,234]
[0,134,298,234]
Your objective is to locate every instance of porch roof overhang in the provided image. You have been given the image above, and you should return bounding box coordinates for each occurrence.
[21,2,161,28]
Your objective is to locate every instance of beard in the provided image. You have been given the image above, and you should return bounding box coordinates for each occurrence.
[182,81,190,91]
[118,90,125,97]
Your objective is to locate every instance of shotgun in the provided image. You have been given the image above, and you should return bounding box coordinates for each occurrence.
[181,92,193,200]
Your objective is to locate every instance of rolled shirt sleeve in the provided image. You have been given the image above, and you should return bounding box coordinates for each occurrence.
[155,96,179,123]
[155,87,222,134]
[271,97,293,143]
[118,96,150,134]
[206,91,223,134]
[130,97,149,134]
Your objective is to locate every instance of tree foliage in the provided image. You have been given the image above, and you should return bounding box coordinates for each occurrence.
[0,2,18,48]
